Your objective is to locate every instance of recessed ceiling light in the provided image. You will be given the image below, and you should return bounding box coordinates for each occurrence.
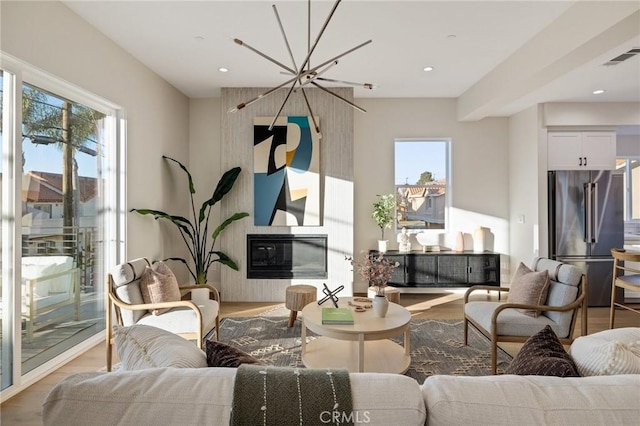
[423,66,434,72]
[218,67,229,73]
[592,89,606,95]
[446,34,457,39]
[194,36,205,42]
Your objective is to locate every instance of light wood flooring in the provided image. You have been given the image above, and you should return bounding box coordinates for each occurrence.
[2,292,639,425]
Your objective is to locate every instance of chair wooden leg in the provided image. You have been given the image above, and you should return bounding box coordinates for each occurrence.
[491,338,498,375]
[609,283,617,329]
[215,315,220,341]
[463,317,469,345]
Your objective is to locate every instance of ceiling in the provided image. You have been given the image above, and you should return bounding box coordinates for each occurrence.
[63,1,640,120]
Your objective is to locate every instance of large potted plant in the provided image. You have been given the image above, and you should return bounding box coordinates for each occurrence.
[131,155,249,284]
[372,194,395,253]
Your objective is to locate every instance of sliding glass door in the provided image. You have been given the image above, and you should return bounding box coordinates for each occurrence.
[0,60,122,395]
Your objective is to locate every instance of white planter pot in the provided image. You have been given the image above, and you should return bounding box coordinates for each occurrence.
[190,286,211,303]
[372,295,389,318]
[378,240,388,253]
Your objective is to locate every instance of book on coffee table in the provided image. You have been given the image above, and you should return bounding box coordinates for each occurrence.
[322,307,355,325]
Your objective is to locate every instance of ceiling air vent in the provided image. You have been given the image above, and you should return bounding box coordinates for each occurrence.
[603,48,640,66]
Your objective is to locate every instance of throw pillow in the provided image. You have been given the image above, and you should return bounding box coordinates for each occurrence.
[568,327,640,376]
[113,324,207,370]
[140,261,181,315]
[507,262,550,317]
[205,340,265,368]
[505,325,580,377]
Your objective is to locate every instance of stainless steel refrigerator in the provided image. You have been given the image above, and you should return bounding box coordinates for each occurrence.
[548,170,624,307]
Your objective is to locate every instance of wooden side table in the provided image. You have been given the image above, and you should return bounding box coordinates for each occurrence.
[285,285,317,327]
[367,286,400,304]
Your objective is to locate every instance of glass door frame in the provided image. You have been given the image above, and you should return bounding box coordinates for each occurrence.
[1,52,125,400]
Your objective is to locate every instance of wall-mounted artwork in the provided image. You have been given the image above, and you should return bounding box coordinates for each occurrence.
[254,116,320,226]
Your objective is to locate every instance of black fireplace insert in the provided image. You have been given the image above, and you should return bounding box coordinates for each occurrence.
[246,234,328,279]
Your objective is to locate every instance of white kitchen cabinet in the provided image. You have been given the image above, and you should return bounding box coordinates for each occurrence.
[547,131,616,170]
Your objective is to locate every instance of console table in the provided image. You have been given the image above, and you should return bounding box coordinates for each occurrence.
[380,250,501,289]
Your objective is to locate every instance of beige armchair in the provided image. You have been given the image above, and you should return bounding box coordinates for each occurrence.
[463,257,587,374]
[106,258,220,371]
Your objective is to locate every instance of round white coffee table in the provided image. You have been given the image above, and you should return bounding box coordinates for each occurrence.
[300,297,411,373]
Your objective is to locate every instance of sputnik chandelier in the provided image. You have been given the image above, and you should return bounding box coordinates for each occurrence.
[228,0,374,137]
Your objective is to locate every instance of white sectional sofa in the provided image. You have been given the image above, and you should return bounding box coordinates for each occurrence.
[43,325,640,425]
[42,367,640,425]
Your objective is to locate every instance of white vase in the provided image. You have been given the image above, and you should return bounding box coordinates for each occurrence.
[190,286,210,303]
[378,240,388,253]
[473,227,485,252]
[372,295,389,318]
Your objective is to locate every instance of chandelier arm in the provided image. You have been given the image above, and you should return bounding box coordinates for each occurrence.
[272,5,298,70]
[233,38,296,75]
[307,0,311,69]
[269,80,300,130]
[298,0,342,74]
[304,40,372,75]
[298,60,338,87]
[228,74,301,112]
[317,77,375,90]
[311,82,366,113]
[300,88,321,136]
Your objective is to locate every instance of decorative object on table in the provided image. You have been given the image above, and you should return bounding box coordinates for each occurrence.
[253,116,320,226]
[347,251,398,318]
[321,307,355,325]
[473,226,485,252]
[372,295,390,318]
[317,283,344,308]
[347,297,372,309]
[397,226,411,252]
[130,156,249,284]
[228,0,374,138]
[372,194,395,253]
[455,231,465,252]
[416,231,439,252]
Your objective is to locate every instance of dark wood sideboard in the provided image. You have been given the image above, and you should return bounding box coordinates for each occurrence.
[377,250,501,289]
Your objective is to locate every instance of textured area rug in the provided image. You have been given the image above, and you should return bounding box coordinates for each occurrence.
[216,316,512,383]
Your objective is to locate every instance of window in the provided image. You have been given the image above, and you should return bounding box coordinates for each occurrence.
[617,158,640,225]
[1,58,123,397]
[394,139,450,232]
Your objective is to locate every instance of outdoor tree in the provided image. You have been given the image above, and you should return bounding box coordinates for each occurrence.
[416,171,434,185]
[22,86,104,256]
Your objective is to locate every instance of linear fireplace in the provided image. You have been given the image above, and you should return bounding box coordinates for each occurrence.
[247,234,328,279]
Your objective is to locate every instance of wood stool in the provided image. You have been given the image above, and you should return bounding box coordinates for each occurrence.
[367,286,400,304]
[285,285,317,327]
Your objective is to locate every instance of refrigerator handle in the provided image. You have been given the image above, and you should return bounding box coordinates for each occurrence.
[584,183,592,243]
[592,182,598,243]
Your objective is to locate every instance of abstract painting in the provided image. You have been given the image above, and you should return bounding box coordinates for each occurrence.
[254,116,320,226]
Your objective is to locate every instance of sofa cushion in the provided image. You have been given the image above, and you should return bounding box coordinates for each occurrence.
[421,374,640,426]
[507,262,549,317]
[111,258,150,325]
[504,325,579,377]
[113,324,206,370]
[569,327,640,376]
[140,261,181,315]
[43,368,427,426]
[464,301,566,337]
[205,340,265,368]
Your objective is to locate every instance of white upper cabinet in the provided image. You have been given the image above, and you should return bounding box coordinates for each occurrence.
[547,131,616,170]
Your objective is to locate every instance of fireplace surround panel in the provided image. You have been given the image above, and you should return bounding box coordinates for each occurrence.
[247,234,328,279]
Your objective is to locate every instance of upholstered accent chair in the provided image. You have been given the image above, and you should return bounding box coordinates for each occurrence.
[106,258,220,371]
[610,248,640,328]
[463,257,587,374]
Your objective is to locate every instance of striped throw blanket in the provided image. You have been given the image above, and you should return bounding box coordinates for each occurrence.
[230,365,353,426]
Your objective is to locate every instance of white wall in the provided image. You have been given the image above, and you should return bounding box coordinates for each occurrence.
[508,106,543,273]
[354,98,510,291]
[1,1,191,279]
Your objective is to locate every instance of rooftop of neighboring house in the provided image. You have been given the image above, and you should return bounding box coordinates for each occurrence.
[21,171,97,203]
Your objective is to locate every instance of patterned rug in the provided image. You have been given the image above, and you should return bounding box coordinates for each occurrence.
[215,315,512,383]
